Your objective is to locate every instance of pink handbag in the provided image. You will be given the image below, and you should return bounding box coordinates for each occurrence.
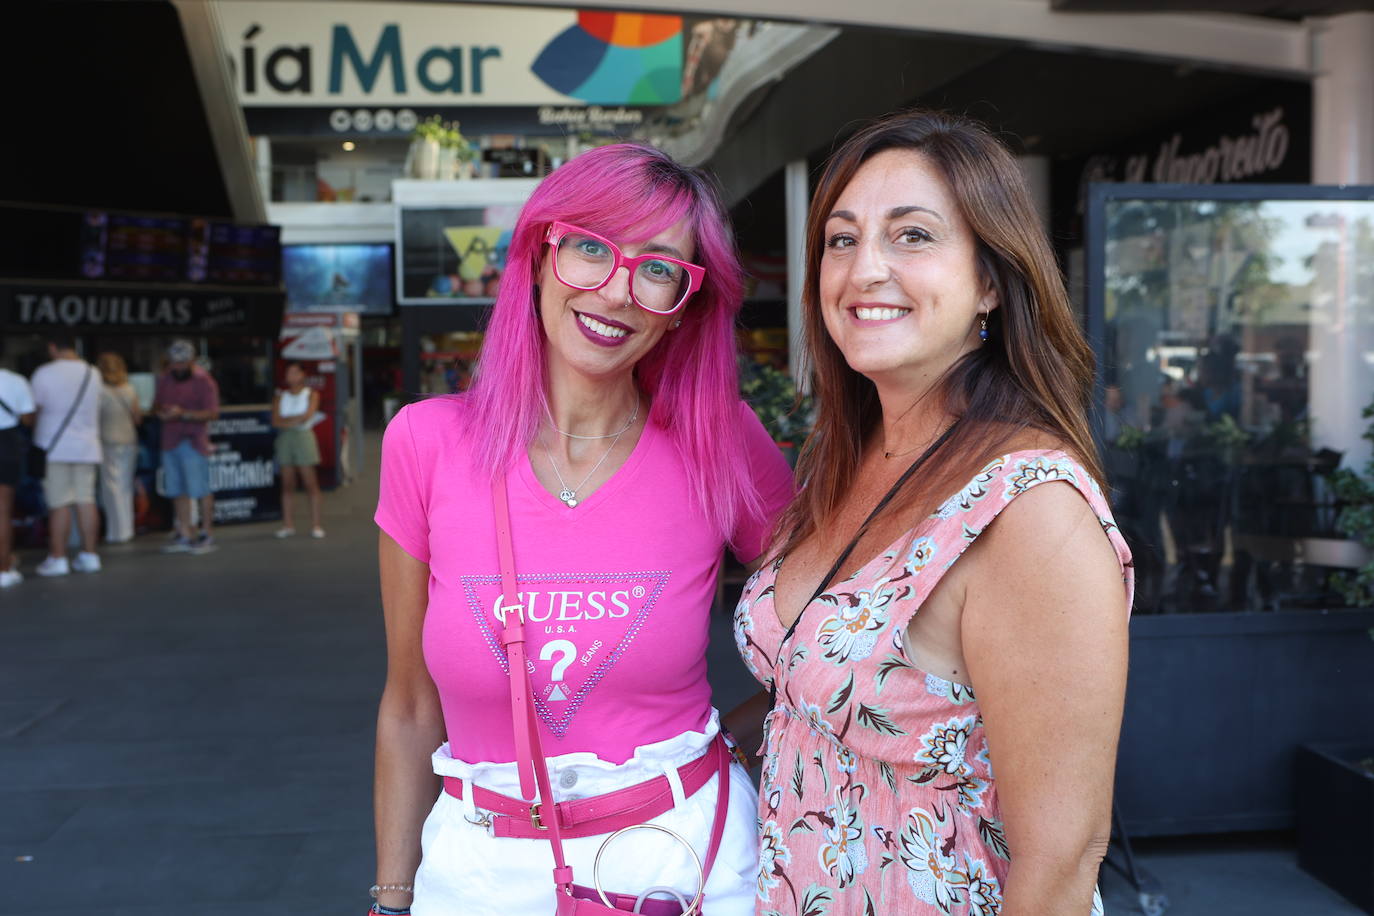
[491,473,730,916]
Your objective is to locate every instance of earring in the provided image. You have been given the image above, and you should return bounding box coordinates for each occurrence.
[979,314,989,343]
[672,319,682,329]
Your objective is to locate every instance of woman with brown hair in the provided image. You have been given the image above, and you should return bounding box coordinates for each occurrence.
[732,110,1133,914]
[96,352,142,543]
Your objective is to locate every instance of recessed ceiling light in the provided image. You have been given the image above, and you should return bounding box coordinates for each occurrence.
[342,141,356,152]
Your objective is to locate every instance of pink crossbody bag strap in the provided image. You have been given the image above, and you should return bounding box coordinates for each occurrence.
[492,472,577,894]
[490,472,731,911]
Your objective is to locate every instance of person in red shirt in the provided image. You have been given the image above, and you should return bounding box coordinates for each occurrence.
[152,339,220,554]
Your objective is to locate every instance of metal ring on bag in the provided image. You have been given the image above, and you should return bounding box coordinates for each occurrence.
[592,823,705,916]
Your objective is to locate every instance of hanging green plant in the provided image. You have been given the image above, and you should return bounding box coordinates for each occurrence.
[1326,398,1374,608]
[740,357,812,448]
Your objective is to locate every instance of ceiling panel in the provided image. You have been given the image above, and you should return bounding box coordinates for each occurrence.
[1051,0,1374,19]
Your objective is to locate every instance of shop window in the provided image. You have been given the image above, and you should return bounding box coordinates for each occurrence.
[1089,186,1374,613]
[419,331,483,395]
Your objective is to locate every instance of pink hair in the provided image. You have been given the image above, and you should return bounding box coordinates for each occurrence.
[464,143,762,540]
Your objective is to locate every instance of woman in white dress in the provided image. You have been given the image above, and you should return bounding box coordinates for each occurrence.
[96,353,141,543]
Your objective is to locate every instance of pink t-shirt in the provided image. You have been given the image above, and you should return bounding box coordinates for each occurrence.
[376,395,795,765]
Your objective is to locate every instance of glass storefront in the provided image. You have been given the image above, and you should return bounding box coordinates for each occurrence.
[1092,187,1374,613]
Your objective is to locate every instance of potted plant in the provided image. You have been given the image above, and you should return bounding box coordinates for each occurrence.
[1296,396,1374,914]
[739,357,812,467]
[408,116,446,179]
[444,124,478,179]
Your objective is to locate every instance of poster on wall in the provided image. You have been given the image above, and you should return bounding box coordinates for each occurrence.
[397,206,518,301]
[150,410,282,525]
[394,178,538,305]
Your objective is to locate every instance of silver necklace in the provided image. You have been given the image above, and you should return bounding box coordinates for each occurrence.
[541,419,632,507]
[545,397,640,440]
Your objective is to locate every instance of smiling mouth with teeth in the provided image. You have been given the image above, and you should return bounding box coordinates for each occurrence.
[578,313,629,338]
[853,306,911,321]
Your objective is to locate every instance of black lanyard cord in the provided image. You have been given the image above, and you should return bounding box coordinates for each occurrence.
[774,418,962,659]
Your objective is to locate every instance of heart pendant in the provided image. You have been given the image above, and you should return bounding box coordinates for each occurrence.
[567,498,578,507]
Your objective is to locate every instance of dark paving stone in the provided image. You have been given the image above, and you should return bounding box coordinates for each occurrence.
[0,737,248,791]
[47,779,372,838]
[0,698,67,739]
[0,790,90,844]
[5,830,305,910]
[277,829,374,910]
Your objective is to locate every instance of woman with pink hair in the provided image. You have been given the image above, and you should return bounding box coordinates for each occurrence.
[371,144,794,916]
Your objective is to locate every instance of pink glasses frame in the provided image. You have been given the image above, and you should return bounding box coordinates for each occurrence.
[544,220,705,316]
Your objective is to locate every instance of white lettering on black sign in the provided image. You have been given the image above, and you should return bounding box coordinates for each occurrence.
[16,293,196,327]
[537,106,643,127]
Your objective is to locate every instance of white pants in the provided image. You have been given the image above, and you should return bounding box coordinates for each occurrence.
[98,443,137,542]
[413,711,760,916]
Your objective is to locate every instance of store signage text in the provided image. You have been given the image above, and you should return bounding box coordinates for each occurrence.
[238,23,503,99]
[1084,107,1292,187]
[205,410,282,525]
[16,293,193,327]
[10,292,250,330]
[537,106,643,127]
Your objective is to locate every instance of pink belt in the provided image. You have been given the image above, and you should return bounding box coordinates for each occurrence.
[443,734,729,840]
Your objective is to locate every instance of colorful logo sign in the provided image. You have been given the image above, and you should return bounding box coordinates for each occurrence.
[532,12,683,106]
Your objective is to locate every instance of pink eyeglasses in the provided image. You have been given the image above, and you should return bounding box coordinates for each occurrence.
[545,221,705,315]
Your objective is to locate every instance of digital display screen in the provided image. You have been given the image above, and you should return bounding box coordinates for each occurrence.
[283,244,393,314]
[77,210,280,287]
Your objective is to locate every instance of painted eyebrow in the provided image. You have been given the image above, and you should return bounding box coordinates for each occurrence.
[826,205,947,224]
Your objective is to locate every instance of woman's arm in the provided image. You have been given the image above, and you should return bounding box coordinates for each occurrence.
[374,532,445,912]
[270,393,286,429]
[127,386,143,426]
[302,388,321,427]
[961,483,1129,916]
[721,689,770,766]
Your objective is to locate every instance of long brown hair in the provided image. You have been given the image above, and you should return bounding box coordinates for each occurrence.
[97,352,128,386]
[778,109,1103,552]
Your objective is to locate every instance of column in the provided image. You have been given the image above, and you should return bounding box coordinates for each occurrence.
[1016,155,1052,230]
[254,135,272,204]
[784,159,809,387]
[1311,12,1374,469]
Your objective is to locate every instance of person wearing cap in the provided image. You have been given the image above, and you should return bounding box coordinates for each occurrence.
[153,340,220,554]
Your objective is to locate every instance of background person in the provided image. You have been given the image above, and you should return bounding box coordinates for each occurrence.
[271,361,324,539]
[732,110,1133,915]
[96,352,142,544]
[153,340,220,554]
[31,335,102,576]
[0,363,35,588]
[372,143,794,916]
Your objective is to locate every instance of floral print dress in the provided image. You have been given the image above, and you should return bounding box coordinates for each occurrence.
[733,451,1134,916]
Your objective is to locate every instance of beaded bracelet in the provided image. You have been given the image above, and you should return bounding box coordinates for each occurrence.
[369,883,414,899]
